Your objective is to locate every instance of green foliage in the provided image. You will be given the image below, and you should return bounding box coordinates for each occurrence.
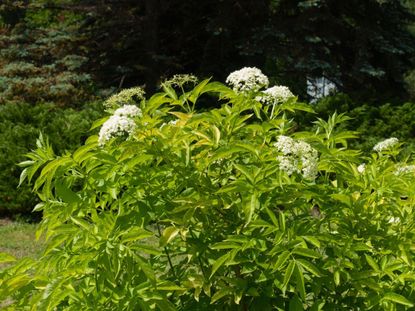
[300,95,415,153]
[0,2,93,106]
[2,77,415,309]
[0,101,103,216]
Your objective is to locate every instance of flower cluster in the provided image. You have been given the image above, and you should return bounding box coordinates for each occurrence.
[98,105,141,146]
[394,165,415,175]
[373,137,399,152]
[274,135,319,180]
[162,74,198,88]
[226,67,269,93]
[357,163,366,174]
[104,87,145,109]
[114,105,142,118]
[257,85,294,104]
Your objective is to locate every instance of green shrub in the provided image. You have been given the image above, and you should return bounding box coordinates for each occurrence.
[0,101,103,217]
[1,70,415,310]
[298,94,415,154]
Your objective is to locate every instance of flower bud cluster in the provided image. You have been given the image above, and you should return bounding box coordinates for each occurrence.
[104,87,145,109]
[274,135,319,180]
[98,105,141,146]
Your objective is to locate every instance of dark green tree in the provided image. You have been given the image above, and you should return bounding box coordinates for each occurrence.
[257,0,415,102]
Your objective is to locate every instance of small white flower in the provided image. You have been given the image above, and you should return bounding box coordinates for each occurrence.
[274,135,319,180]
[114,105,142,118]
[257,85,294,104]
[394,165,415,175]
[98,115,136,146]
[357,163,366,174]
[388,217,400,224]
[373,137,399,152]
[226,67,269,93]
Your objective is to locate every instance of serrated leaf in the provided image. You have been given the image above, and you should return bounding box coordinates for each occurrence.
[265,207,279,227]
[244,192,259,224]
[55,182,81,204]
[234,163,255,185]
[297,259,324,277]
[294,263,306,300]
[211,287,232,304]
[383,292,414,307]
[292,247,320,259]
[273,251,291,271]
[210,241,241,250]
[334,270,340,286]
[122,228,153,243]
[160,227,180,247]
[282,260,296,292]
[365,254,379,271]
[279,212,286,232]
[210,253,230,278]
[302,236,321,248]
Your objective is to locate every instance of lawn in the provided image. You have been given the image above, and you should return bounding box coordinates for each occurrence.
[0,218,43,268]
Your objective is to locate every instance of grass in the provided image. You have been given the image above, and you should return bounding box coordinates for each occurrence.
[0,218,43,308]
[0,218,43,269]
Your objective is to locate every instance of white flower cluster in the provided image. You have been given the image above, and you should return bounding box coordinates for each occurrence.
[357,163,366,174]
[394,165,415,176]
[274,135,319,180]
[98,105,141,146]
[226,67,269,93]
[257,85,294,104]
[160,119,179,129]
[373,137,399,152]
[114,105,142,118]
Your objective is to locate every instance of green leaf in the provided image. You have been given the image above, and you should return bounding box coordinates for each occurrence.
[162,84,178,100]
[302,236,321,248]
[210,241,241,250]
[70,217,91,232]
[297,259,324,277]
[211,287,232,304]
[273,251,291,271]
[289,295,304,311]
[160,227,180,247]
[157,281,185,291]
[295,263,306,300]
[244,192,259,224]
[265,207,279,227]
[90,116,109,130]
[55,182,81,204]
[383,292,414,307]
[282,260,296,292]
[0,252,16,263]
[279,212,286,232]
[334,270,340,286]
[330,193,351,207]
[135,255,156,282]
[234,163,255,185]
[292,247,320,259]
[122,228,153,243]
[365,254,379,271]
[210,253,231,278]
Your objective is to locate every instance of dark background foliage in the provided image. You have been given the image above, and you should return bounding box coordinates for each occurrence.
[1,0,414,102]
[0,102,102,217]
